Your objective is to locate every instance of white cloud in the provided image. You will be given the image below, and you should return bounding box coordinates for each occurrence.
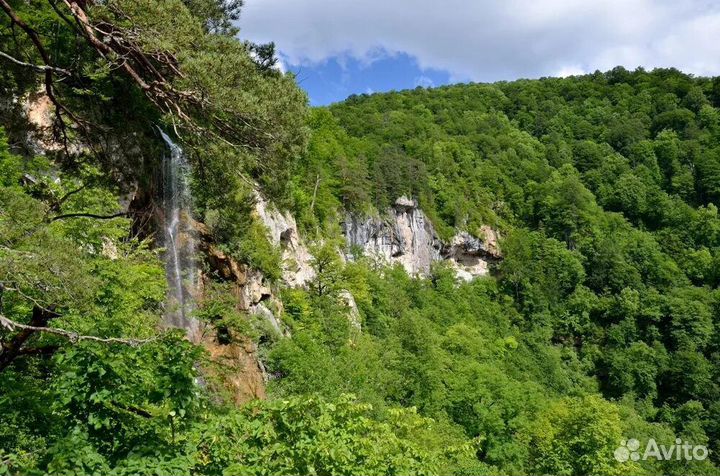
[238,0,720,81]
[274,55,287,73]
[555,65,587,78]
[414,75,435,88]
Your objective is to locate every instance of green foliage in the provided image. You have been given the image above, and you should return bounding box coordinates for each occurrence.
[527,395,630,476]
[271,68,720,475]
[3,4,720,471]
[0,128,205,474]
[308,241,345,298]
[190,394,450,476]
[204,192,283,281]
[195,281,257,342]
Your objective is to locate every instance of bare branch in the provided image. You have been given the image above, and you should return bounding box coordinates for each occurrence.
[53,184,87,211]
[0,50,71,75]
[50,211,129,221]
[0,313,157,347]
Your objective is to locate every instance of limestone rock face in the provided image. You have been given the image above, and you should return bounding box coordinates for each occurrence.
[196,192,502,402]
[250,302,283,334]
[24,91,60,155]
[343,196,443,276]
[442,228,501,281]
[201,238,277,312]
[338,290,361,332]
[197,232,284,404]
[23,91,89,156]
[343,197,501,280]
[253,192,315,287]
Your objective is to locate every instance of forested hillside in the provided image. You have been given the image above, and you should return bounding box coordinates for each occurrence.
[280,68,720,475]
[1,1,720,475]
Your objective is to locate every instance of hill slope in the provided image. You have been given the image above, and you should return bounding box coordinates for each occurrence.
[272,68,720,475]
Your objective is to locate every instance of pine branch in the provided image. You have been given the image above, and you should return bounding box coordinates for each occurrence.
[0,0,83,152]
[0,0,52,65]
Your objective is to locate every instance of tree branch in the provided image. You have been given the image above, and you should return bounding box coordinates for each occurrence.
[0,0,82,151]
[50,211,129,221]
[0,313,156,348]
[0,50,71,75]
[17,345,59,357]
[51,184,87,212]
[0,0,52,65]
[57,0,270,152]
[61,0,152,91]
[0,305,59,371]
[111,400,152,418]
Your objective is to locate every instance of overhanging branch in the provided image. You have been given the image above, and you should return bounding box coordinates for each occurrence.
[0,50,71,75]
[0,313,157,347]
[50,211,129,221]
[0,0,82,150]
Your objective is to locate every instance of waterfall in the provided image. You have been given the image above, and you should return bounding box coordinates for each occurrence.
[160,130,200,340]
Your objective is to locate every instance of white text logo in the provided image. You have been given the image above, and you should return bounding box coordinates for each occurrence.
[614,438,708,462]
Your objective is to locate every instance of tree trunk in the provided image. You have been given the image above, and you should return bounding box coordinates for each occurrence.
[0,305,59,371]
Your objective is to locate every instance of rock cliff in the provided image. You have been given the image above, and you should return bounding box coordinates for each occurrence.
[343,197,443,276]
[443,226,502,281]
[253,192,315,287]
[343,197,500,279]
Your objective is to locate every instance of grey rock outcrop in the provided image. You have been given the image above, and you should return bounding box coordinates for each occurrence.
[339,290,361,332]
[343,197,500,280]
[250,302,284,335]
[253,192,315,287]
[343,196,443,276]
[443,226,501,281]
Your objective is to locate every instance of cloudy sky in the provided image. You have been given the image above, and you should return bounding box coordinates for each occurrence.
[238,0,720,105]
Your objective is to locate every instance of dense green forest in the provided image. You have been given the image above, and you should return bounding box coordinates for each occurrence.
[279,69,720,475]
[1,1,720,475]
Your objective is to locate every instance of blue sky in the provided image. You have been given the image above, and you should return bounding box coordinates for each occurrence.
[238,0,720,106]
[288,52,453,106]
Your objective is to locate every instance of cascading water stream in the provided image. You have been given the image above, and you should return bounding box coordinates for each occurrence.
[160,129,200,340]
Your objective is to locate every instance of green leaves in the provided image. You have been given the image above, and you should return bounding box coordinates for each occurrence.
[2,7,720,474]
[527,395,630,476]
[270,68,720,475]
[51,334,200,428]
[189,394,442,476]
[0,131,204,474]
